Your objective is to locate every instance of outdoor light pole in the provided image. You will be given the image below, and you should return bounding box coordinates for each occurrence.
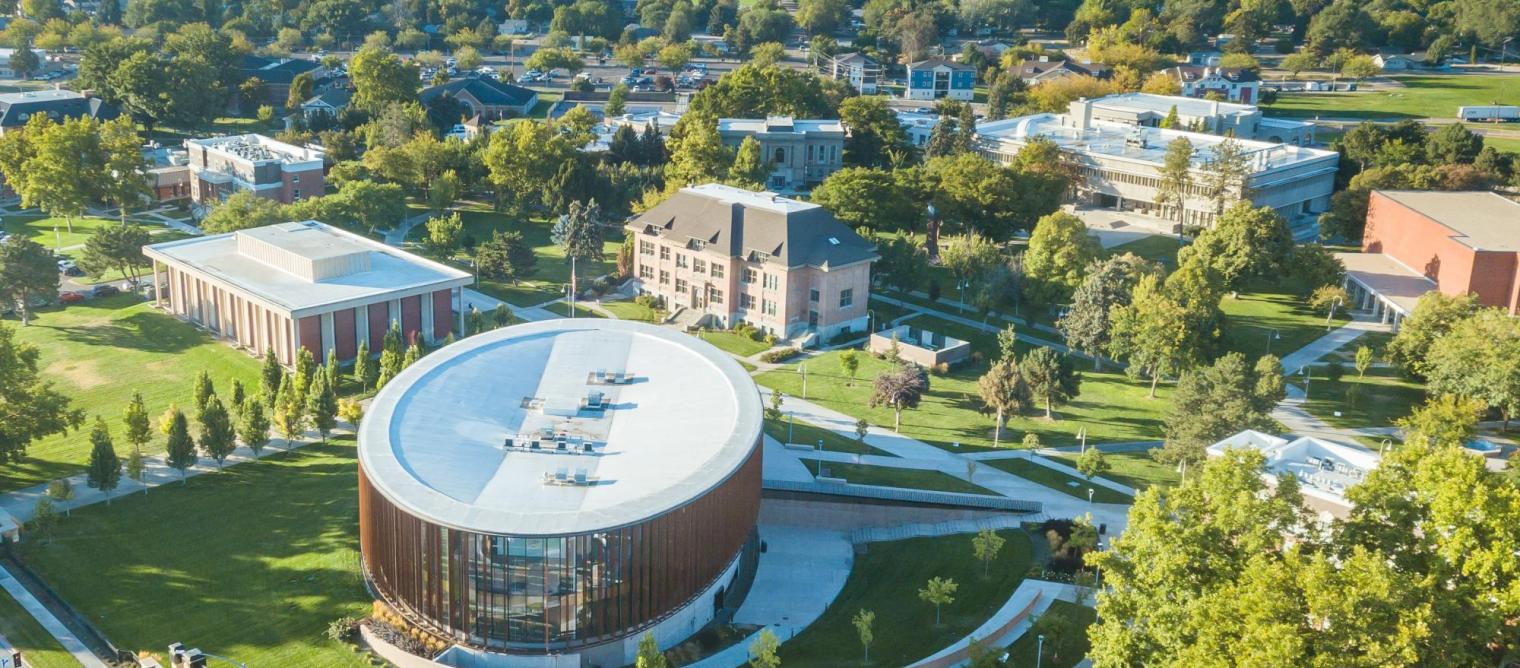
[1088,487,1095,505]
[1036,635,1045,668]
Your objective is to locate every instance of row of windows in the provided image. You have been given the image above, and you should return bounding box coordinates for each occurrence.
[809,288,854,308]
[737,294,778,316]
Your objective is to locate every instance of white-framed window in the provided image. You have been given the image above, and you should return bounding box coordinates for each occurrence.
[675,254,689,268]
[740,293,755,309]
[675,278,688,293]
[639,240,655,256]
[693,258,706,273]
[660,245,670,260]
[743,267,758,284]
[638,264,654,279]
[839,288,853,308]
[763,273,779,290]
[762,299,778,316]
[711,264,725,279]
[659,270,670,285]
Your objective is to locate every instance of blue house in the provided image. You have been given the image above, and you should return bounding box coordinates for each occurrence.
[906,57,976,101]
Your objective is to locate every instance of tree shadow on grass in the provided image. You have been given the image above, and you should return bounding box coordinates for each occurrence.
[49,312,208,354]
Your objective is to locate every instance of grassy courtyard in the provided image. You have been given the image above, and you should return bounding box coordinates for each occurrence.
[764,417,886,456]
[1003,600,1096,668]
[407,205,622,308]
[16,439,373,667]
[756,350,1170,452]
[1219,289,1346,363]
[804,461,999,496]
[1263,75,1520,120]
[1301,366,1427,429]
[1,215,123,250]
[986,458,1133,504]
[696,329,772,357]
[0,589,78,668]
[1107,235,1183,268]
[598,299,664,322]
[779,530,1034,666]
[2,295,264,493]
[1047,450,1180,493]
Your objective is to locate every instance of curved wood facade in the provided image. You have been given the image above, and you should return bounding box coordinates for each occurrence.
[359,440,762,653]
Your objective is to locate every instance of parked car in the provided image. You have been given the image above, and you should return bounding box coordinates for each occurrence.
[57,258,79,274]
[90,284,120,297]
[59,292,86,304]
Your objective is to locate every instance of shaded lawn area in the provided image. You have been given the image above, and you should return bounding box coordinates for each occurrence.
[543,300,605,318]
[1,215,122,250]
[1301,366,1427,430]
[67,230,197,286]
[1263,75,1520,120]
[1002,599,1096,668]
[779,530,1033,667]
[696,329,771,358]
[1,295,264,493]
[1047,450,1180,492]
[0,588,79,668]
[866,297,916,329]
[599,299,664,322]
[763,417,887,456]
[1107,234,1183,268]
[407,206,621,307]
[756,350,1169,452]
[804,460,998,496]
[1219,290,1347,362]
[986,458,1133,504]
[17,439,372,667]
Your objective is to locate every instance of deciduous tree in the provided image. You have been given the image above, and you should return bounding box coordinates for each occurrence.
[1108,274,1199,397]
[978,359,1031,446]
[971,529,1005,576]
[238,397,271,459]
[164,407,196,482]
[198,395,236,469]
[1020,347,1081,419]
[0,236,60,326]
[918,576,958,624]
[869,363,929,432]
[85,416,121,502]
[1024,211,1102,306]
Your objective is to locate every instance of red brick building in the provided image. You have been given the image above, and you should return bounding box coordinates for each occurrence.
[185,134,325,205]
[1338,190,1520,328]
[143,221,473,365]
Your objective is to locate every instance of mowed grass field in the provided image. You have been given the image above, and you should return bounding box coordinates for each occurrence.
[2,295,263,493]
[1264,74,1520,120]
[0,589,78,668]
[779,530,1034,667]
[17,439,373,667]
[1,214,122,250]
[406,205,622,307]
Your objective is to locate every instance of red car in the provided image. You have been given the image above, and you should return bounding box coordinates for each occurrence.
[59,292,86,304]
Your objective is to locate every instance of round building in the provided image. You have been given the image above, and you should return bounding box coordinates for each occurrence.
[358,319,763,665]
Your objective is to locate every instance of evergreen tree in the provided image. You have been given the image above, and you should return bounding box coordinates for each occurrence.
[726,136,770,190]
[955,101,978,154]
[122,390,152,454]
[638,123,666,165]
[238,398,271,459]
[125,447,146,495]
[260,347,283,406]
[307,373,338,443]
[164,407,196,483]
[228,378,245,412]
[324,348,340,392]
[924,112,960,158]
[1019,347,1082,419]
[608,124,641,164]
[198,395,236,469]
[353,341,373,391]
[85,416,121,503]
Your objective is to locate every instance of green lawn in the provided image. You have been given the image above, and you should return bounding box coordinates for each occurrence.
[1002,600,1096,668]
[780,530,1034,667]
[543,300,605,318]
[1,215,123,251]
[1047,450,1180,492]
[599,299,664,322]
[1107,235,1183,268]
[986,458,1133,504]
[408,206,622,308]
[804,461,998,495]
[1483,135,1520,153]
[756,350,1169,452]
[1263,75,1520,120]
[0,588,79,668]
[1301,366,1427,430]
[2,295,264,493]
[696,330,772,358]
[1219,290,1347,362]
[764,417,887,456]
[17,439,373,667]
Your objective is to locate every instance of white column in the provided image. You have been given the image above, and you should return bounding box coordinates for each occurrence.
[357,304,371,350]
[320,312,336,359]
[388,299,402,329]
[455,288,464,336]
[421,291,435,344]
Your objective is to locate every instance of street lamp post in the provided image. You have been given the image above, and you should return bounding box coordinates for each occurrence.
[1035,634,1045,668]
[1088,487,1094,505]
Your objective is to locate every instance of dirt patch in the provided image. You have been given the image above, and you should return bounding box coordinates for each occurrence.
[46,358,107,389]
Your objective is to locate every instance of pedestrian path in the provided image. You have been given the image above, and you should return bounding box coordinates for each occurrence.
[0,565,109,667]
[871,294,1120,367]
[1278,313,1387,374]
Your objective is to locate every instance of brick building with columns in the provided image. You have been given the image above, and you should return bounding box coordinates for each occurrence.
[144,221,473,365]
[1335,190,1520,331]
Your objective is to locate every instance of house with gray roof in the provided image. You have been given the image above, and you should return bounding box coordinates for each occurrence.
[420,75,538,120]
[626,183,876,341]
[0,89,118,134]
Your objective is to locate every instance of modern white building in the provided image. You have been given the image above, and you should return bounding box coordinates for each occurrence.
[185,133,325,205]
[895,109,940,148]
[717,117,846,192]
[976,99,1341,228]
[815,52,882,94]
[1079,93,1316,146]
[1207,430,1382,519]
[143,221,472,365]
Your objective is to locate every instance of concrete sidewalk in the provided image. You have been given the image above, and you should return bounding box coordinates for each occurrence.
[0,565,109,667]
[1278,314,1388,375]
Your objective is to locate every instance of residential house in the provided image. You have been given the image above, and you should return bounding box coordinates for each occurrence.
[420,75,538,121]
[1173,66,1261,103]
[716,116,846,192]
[235,55,324,113]
[626,184,877,341]
[0,48,48,78]
[816,52,881,94]
[300,87,352,121]
[906,57,975,101]
[1012,57,1112,85]
[0,89,117,134]
[185,134,325,205]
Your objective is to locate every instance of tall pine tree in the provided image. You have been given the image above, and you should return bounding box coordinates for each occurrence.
[85,416,121,503]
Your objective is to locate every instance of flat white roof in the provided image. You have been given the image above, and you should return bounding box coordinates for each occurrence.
[1091,92,1257,118]
[186,133,324,165]
[358,319,763,536]
[717,117,846,134]
[143,221,471,317]
[1207,430,1380,506]
[683,183,820,214]
[977,114,1338,172]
